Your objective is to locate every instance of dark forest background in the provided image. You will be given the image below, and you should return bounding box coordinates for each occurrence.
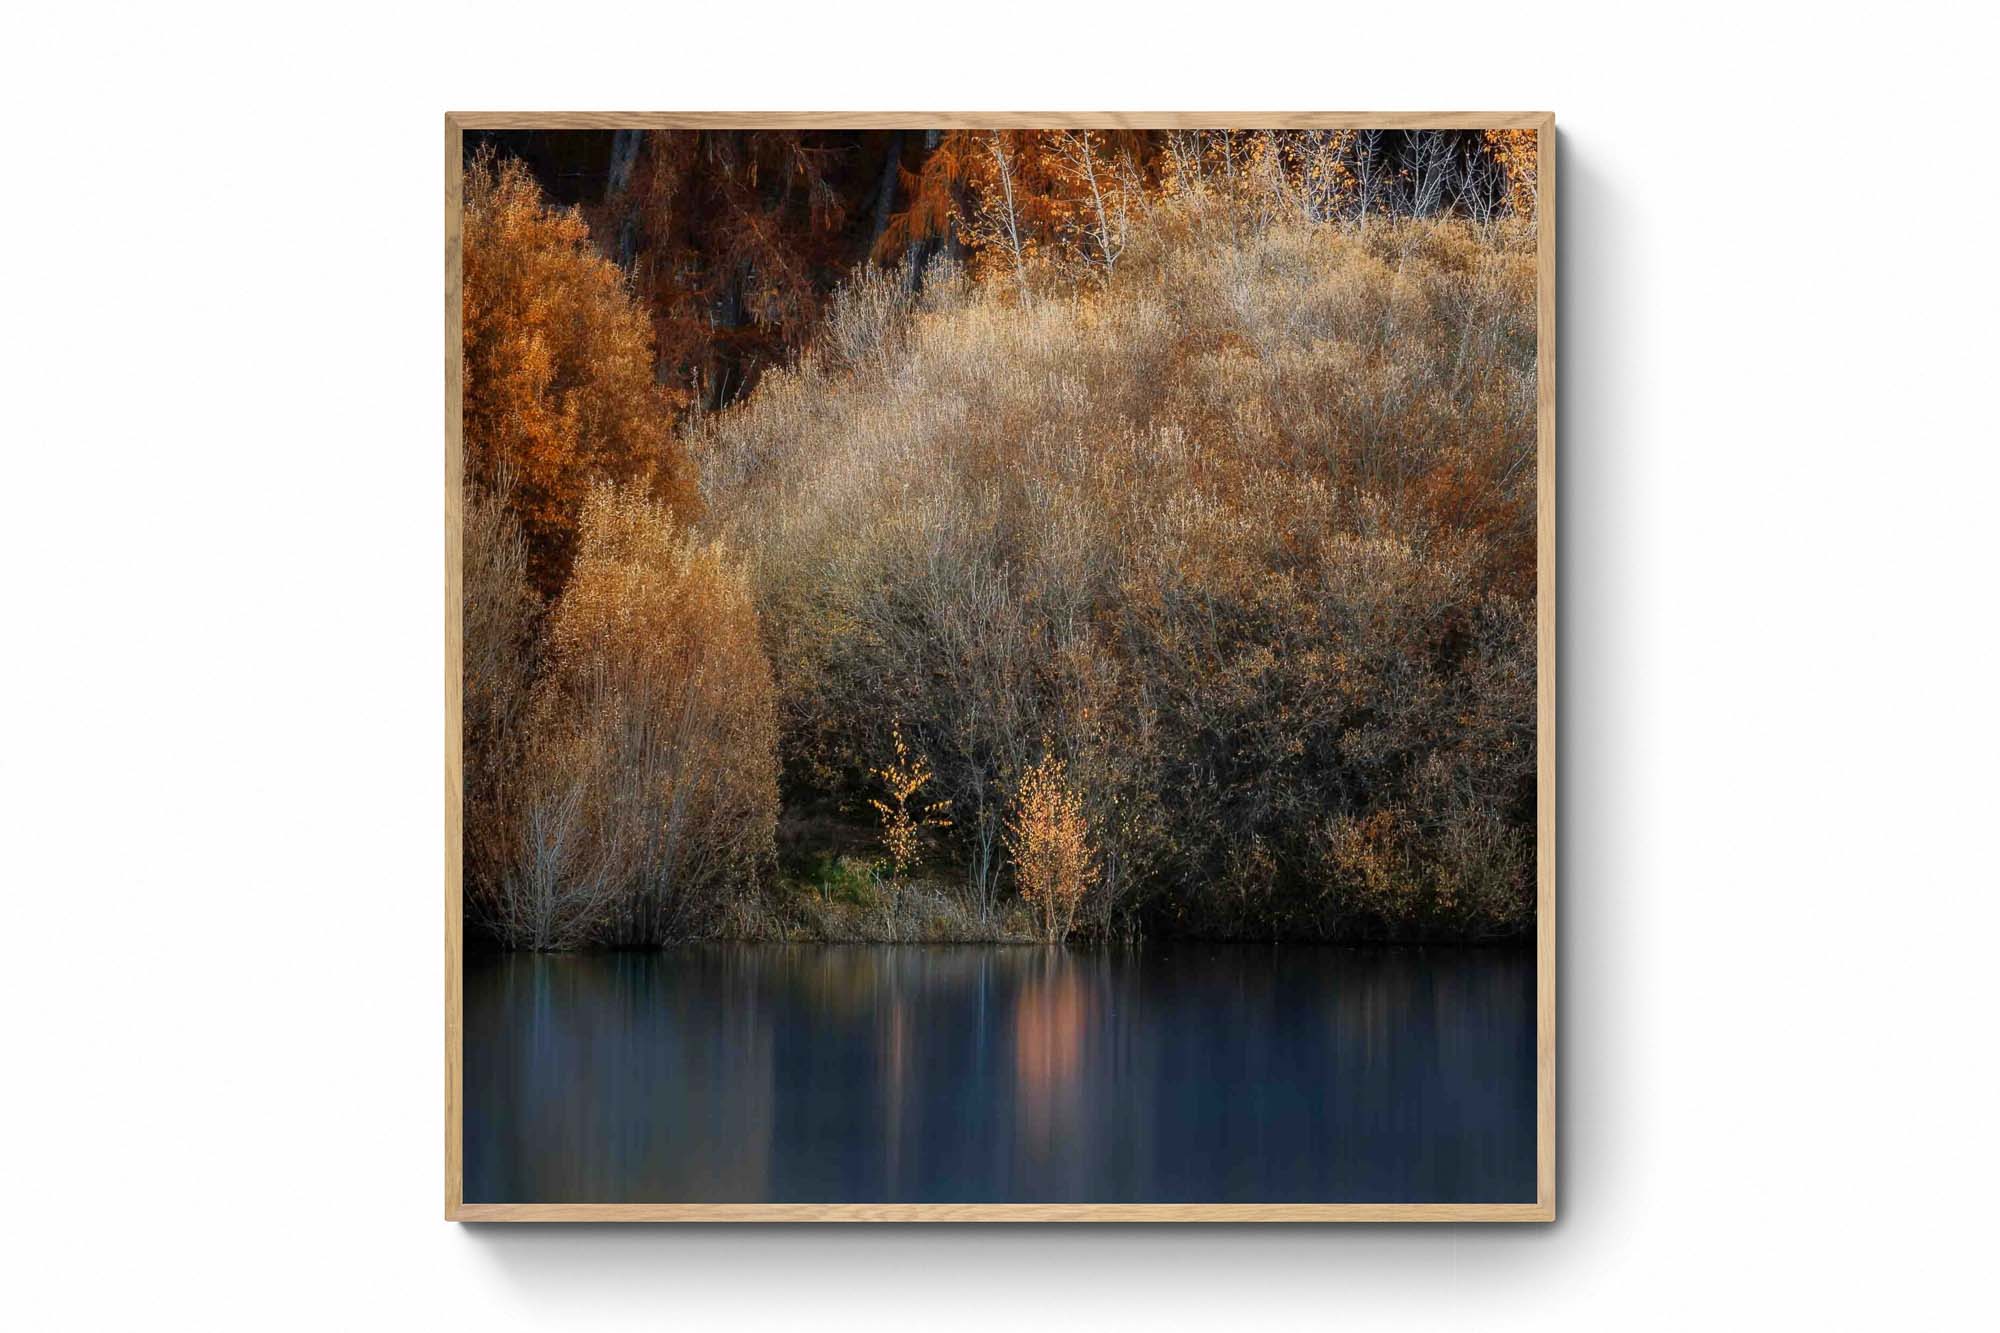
[469,128,1526,412]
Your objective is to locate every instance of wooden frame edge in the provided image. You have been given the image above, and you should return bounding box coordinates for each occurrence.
[1534,110,1556,1223]
[443,111,1556,1224]
[455,1202,1555,1223]
[445,111,466,1223]
[447,111,1553,131]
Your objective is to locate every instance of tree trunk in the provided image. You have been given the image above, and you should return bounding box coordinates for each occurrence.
[867,131,904,254]
[604,130,645,267]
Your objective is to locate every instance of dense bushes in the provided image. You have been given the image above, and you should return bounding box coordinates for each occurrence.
[463,483,778,950]
[462,155,777,949]
[694,203,1537,940]
[462,140,1538,948]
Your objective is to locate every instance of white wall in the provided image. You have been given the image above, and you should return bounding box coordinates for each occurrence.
[4,3,1993,1328]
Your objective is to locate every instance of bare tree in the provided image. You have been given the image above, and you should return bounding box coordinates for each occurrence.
[1352,129,1384,229]
[1408,130,1456,218]
[1052,130,1128,277]
[1455,139,1504,232]
[986,131,1029,293]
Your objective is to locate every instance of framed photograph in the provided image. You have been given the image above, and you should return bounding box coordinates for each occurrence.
[445,112,1554,1221]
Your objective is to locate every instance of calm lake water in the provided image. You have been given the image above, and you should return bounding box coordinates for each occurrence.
[464,943,1536,1204]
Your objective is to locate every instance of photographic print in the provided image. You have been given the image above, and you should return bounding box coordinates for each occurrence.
[446,114,1554,1220]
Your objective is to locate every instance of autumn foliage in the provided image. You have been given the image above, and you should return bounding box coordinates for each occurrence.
[699,201,1538,941]
[461,129,1540,948]
[867,721,954,877]
[465,482,777,949]
[462,148,696,595]
[1005,754,1100,945]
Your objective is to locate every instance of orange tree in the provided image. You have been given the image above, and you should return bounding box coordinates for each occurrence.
[461,147,695,596]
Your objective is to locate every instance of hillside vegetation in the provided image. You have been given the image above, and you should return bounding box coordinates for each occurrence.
[462,131,1540,947]
[698,206,1537,941]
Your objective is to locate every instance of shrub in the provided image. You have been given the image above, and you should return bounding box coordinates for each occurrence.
[867,721,952,878]
[461,482,539,925]
[1005,754,1099,944]
[474,482,778,948]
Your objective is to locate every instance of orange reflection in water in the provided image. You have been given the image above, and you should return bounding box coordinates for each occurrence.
[1012,952,1094,1150]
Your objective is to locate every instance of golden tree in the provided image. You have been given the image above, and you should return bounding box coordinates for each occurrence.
[867,721,951,877]
[1005,754,1099,944]
[494,481,778,948]
[461,147,695,595]
[1482,129,1540,219]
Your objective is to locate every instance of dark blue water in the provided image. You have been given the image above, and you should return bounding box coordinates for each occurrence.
[464,943,1536,1204]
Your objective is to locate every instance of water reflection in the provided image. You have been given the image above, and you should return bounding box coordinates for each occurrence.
[1012,951,1093,1153]
[464,943,1535,1203]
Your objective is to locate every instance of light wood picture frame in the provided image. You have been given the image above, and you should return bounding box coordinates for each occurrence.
[446,112,1554,1222]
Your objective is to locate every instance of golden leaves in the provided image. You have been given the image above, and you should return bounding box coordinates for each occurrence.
[461,147,695,597]
[1005,753,1099,944]
[868,720,953,877]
